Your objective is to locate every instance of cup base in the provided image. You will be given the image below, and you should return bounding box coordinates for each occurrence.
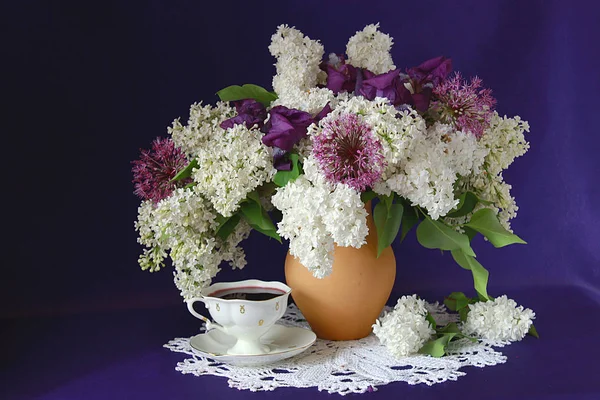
[226,340,270,355]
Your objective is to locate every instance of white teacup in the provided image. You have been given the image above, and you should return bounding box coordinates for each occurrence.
[186,279,291,355]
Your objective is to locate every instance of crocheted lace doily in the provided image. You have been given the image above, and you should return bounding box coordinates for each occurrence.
[164,303,507,395]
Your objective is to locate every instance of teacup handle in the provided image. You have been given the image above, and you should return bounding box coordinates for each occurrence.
[186,297,227,334]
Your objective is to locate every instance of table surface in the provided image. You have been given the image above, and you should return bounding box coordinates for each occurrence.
[2,285,599,400]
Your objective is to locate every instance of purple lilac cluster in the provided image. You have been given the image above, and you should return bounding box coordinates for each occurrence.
[433,73,496,138]
[313,113,385,192]
[132,137,190,203]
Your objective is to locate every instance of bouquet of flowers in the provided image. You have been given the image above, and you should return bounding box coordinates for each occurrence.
[133,24,535,355]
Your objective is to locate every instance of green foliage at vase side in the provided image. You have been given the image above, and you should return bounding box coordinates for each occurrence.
[416,216,476,257]
[369,194,423,257]
[216,84,278,107]
[465,208,527,247]
[445,192,479,218]
[412,192,526,304]
[373,194,403,258]
[358,190,527,313]
[360,190,378,203]
[399,201,421,243]
[273,153,302,187]
[238,191,281,242]
[451,250,491,301]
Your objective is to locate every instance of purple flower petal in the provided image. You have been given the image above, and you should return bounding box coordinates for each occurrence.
[272,147,292,171]
[261,106,314,152]
[408,56,452,87]
[315,103,332,122]
[359,69,413,107]
[412,88,432,113]
[220,99,267,129]
[321,54,358,94]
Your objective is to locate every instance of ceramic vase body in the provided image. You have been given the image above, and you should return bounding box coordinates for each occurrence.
[284,202,396,340]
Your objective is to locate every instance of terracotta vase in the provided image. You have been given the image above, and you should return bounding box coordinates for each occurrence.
[284,201,396,340]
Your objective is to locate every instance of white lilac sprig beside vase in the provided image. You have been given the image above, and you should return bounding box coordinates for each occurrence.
[132,23,537,357]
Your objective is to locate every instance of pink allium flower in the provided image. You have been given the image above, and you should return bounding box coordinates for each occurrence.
[433,73,496,138]
[132,137,190,203]
[313,114,385,192]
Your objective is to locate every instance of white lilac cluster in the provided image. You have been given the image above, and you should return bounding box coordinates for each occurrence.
[461,295,535,342]
[192,123,276,217]
[271,87,335,116]
[168,100,276,217]
[346,23,395,74]
[373,295,435,358]
[456,113,530,230]
[387,122,487,219]
[168,101,235,157]
[134,189,252,298]
[271,156,368,278]
[269,25,333,115]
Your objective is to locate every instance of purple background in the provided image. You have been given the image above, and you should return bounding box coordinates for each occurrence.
[3,0,599,399]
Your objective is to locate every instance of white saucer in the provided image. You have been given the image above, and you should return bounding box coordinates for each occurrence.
[189,324,316,366]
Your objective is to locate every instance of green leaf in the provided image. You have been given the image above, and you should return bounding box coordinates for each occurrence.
[361,190,378,203]
[451,249,490,301]
[171,158,199,182]
[240,200,270,230]
[419,333,458,357]
[373,202,403,257]
[416,218,476,257]
[465,208,527,248]
[425,312,437,330]
[437,322,461,334]
[215,213,241,241]
[444,292,470,312]
[400,214,420,243]
[462,226,478,242]
[446,192,478,218]
[399,207,420,243]
[528,324,539,339]
[257,182,277,198]
[216,84,278,107]
[246,190,261,204]
[477,197,494,206]
[239,193,281,242]
[273,154,302,187]
[249,222,282,242]
[380,194,394,209]
[458,307,470,322]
